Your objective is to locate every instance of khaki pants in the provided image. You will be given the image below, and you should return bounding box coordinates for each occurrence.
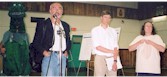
[94,55,117,76]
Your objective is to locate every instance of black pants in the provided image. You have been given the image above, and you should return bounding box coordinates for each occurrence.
[137,73,160,76]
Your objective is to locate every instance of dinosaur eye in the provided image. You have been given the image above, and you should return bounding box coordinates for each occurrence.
[13,4,16,6]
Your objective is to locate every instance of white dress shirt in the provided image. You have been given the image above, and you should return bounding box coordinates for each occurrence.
[91,24,119,57]
[50,22,66,52]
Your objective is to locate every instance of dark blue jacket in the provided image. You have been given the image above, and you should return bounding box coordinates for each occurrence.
[32,18,71,63]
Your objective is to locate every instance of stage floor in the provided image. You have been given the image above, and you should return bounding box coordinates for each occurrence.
[29,67,167,76]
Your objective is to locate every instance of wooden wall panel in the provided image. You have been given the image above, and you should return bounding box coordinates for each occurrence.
[119,49,167,69]
[0,2,8,10]
[37,2,46,12]
[125,8,138,19]
[73,3,85,15]
[161,49,167,68]
[0,2,139,19]
[25,2,32,11]
[111,7,117,18]
[138,2,167,20]
[89,49,167,69]
[0,2,167,20]
[62,2,74,15]
[92,4,101,16]
[29,2,38,12]
[85,4,102,16]
[119,49,136,68]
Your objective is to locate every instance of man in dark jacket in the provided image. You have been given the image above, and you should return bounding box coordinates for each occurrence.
[32,2,71,76]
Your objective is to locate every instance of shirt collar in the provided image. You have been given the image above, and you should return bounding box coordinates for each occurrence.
[100,24,109,30]
[52,21,64,30]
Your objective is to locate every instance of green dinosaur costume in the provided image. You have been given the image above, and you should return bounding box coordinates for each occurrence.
[1,3,31,76]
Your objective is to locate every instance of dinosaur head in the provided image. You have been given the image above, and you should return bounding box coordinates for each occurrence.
[8,2,26,33]
[8,2,26,18]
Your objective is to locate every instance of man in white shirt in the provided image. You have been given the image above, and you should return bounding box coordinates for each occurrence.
[91,10,119,76]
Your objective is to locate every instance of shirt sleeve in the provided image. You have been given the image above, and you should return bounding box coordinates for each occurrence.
[113,29,119,49]
[129,35,143,46]
[91,28,100,48]
[155,35,166,48]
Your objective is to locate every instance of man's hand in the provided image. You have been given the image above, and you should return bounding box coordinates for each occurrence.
[0,43,6,54]
[113,49,118,57]
[63,51,68,57]
[43,50,51,57]
[112,48,118,72]
[0,48,6,54]
[112,62,117,72]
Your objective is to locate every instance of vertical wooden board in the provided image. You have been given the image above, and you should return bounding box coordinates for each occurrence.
[85,4,94,16]
[73,3,85,15]
[62,2,74,15]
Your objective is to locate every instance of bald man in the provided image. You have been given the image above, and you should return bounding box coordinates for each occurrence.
[32,2,71,76]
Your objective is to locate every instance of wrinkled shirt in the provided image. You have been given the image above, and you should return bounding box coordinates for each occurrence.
[91,25,119,57]
[129,35,166,73]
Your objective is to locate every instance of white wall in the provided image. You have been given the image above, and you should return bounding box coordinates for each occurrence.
[1,10,166,49]
[0,10,9,43]
[153,21,167,47]
[111,19,141,49]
